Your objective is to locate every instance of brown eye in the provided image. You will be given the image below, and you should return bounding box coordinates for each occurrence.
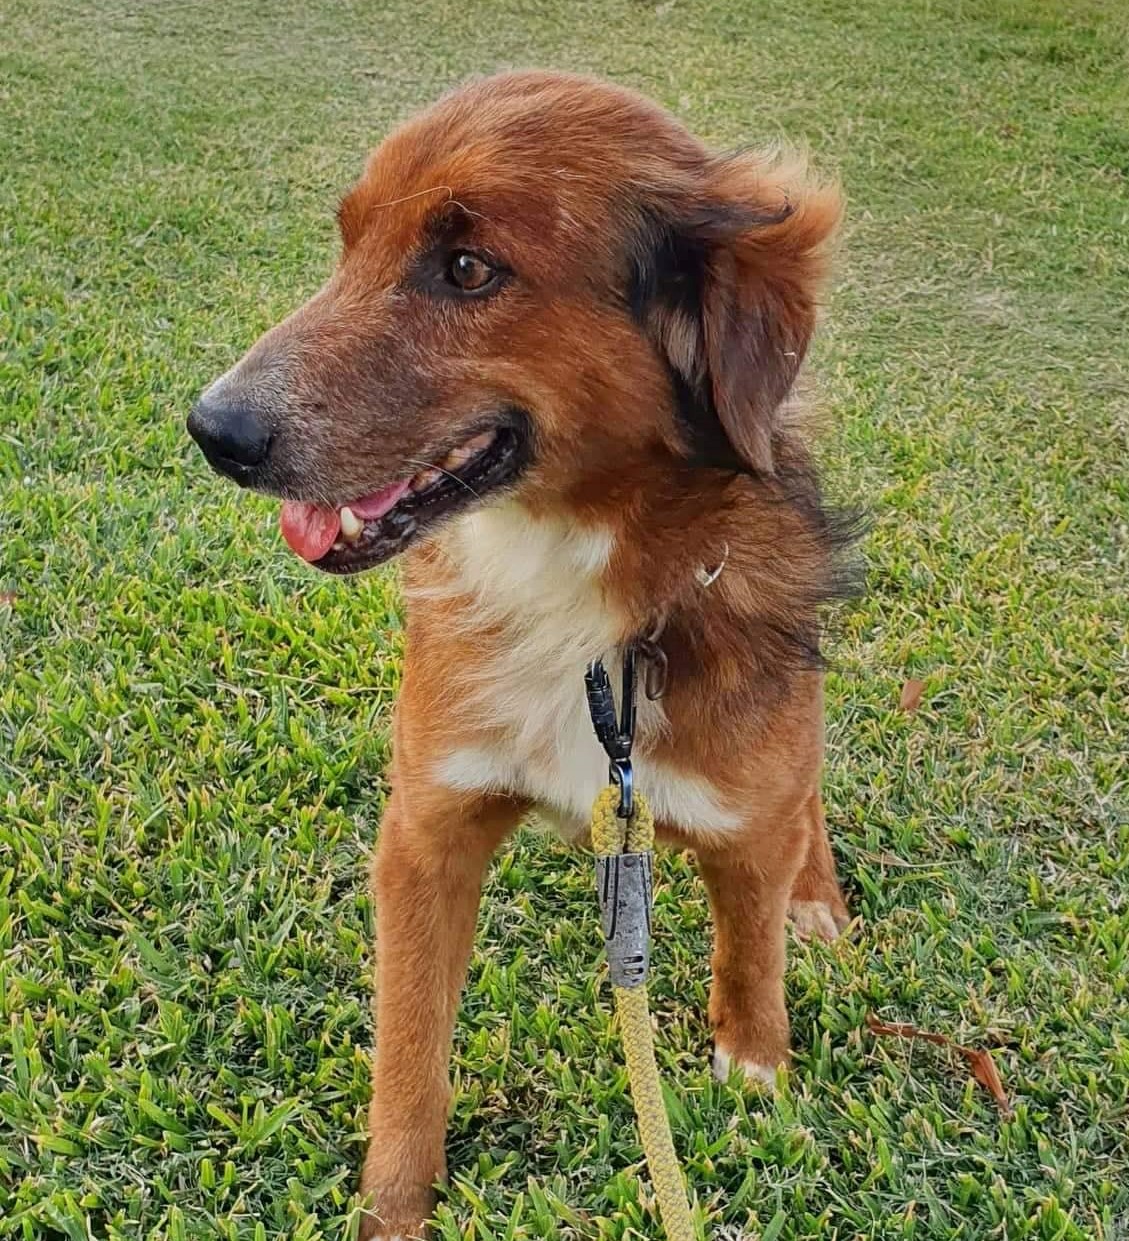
[447,251,497,293]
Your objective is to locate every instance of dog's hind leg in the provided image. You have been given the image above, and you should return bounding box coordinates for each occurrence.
[786,792,850,942]
[697,808,809,1088]
[359,785,523,1241]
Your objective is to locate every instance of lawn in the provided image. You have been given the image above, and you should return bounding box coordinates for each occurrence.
[1,0,1127,1237]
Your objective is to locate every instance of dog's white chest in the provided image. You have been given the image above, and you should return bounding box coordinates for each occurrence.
[426,505,740,839]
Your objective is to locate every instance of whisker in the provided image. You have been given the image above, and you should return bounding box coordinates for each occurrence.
[366,185,454,211]
[354,186,486,220]
[448,198,487,220]
[404,457,482,501]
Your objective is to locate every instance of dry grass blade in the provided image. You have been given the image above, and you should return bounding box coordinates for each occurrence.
[866,1013,1014,1118]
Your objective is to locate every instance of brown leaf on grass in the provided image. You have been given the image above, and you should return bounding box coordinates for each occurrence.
[866,1013,1013,1118]
[964,1047,1012,1116]
[899,678,925,713]
[0,591,16,607]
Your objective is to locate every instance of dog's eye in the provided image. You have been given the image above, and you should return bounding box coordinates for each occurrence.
[446,251,497,293]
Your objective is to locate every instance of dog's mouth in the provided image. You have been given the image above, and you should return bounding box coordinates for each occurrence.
[279,417,529,575]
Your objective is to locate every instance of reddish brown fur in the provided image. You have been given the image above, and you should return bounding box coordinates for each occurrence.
[195,71,855,1240]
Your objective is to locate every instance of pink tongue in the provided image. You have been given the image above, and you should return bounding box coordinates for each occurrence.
[350,479,411,519]
[279,503,340,562]
[278,479,412,563]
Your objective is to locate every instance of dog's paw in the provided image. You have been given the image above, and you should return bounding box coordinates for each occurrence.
[787,897,850,942]
[359,1219,427,1241]
[357,1188,435,1241]
[711,1046,784,1090]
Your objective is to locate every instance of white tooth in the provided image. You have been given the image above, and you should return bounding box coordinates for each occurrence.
[411,466,444,490]
[339,506,363,543]
[435,431,497,474]
[464,430,496,453]
[443,446,472,468]
[331,541,346,552]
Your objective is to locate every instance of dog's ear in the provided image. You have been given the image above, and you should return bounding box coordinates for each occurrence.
[633,153,841,475]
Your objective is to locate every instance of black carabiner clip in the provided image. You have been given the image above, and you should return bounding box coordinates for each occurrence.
[586,645,639,820]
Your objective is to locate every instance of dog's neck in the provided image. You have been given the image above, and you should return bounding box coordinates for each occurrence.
[503,456,742,609]
[423,441,837,675]
[411,459,835,765]
[548,455,838,682]
[440,475,736,631]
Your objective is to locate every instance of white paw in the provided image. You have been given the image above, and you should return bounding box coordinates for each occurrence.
[787,898,847,942]
[711,1047,779,1088]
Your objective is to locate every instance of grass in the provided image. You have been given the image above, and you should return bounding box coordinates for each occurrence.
[1,0,1127,1237]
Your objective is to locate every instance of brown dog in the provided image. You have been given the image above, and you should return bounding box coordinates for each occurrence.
[188,70,854,1240]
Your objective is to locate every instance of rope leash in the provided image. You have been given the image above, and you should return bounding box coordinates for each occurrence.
[586,652,696,1241]
[590,786,696,1241]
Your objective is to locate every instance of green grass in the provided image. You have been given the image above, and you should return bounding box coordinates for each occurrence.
[2,0,1127,1237]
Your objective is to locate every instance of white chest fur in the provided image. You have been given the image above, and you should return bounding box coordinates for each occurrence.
[421,504,741,839]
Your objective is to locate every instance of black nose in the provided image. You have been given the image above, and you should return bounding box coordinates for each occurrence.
[187,397,272,480]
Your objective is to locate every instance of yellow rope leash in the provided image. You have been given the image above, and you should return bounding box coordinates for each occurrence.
[590,784,696,1241]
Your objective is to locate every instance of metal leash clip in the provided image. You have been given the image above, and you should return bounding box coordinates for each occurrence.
[584,644,638,819]
[587,644,653,983]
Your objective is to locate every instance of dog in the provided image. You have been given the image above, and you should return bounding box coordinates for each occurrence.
[188,70,855,1240]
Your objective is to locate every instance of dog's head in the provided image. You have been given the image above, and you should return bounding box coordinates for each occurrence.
[188,71,841,573]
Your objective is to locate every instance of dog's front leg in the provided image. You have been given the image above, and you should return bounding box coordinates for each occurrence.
[360,785,523,1240]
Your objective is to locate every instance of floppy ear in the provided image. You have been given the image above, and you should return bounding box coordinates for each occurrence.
[637,153,842,475]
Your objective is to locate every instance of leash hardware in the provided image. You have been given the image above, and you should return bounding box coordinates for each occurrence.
[595,849,653,988]
[585,629,694,1240]
[586,787,695,1240]
[585,648,638,819]
[636,636,668,702]
[608,760,633,822]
